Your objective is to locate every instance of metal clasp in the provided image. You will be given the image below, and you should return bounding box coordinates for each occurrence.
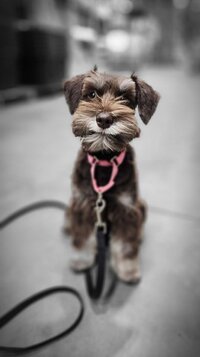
[95,192,107,234]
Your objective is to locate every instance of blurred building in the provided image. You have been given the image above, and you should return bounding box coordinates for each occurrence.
[66,0,178,70]
[0,0,69,96]
[69,0,200,71]
[0,0,199,99]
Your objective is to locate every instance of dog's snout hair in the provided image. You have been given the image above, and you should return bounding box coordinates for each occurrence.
[64,68,160,152]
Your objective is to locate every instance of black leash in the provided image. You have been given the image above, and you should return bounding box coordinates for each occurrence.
[0,200,67,229]
[85,191,109,300]
[0,286,84,354]
[0,200,108,354]
[85,228,108,299]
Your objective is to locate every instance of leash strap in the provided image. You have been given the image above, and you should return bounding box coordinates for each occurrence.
[85,151,126,299]
[0,286,84,354]
[85,228,107,300]
[0,195,115,354]
[0,201,85,354]
[85,193,107,299]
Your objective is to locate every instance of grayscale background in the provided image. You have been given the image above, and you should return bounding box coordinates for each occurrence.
[0,1,200,356]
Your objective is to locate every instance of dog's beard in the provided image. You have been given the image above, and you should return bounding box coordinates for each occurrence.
[80,121,137,152]
[82,132,124,152]
[72,102,140,152]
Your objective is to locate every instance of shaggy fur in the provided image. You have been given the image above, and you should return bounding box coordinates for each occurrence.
[64,68,160,283]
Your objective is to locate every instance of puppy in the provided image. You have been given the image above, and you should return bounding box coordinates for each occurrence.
[64,67,160,283]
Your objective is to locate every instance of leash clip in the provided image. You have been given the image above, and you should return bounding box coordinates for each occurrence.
[95,192,107,234]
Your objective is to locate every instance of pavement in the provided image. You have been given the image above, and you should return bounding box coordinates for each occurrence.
[0,64,200,357]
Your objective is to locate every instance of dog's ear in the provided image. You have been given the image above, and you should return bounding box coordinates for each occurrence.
[131,74,160,124]
[64,74,85,114]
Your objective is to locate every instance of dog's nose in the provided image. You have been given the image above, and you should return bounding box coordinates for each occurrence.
[96,112,114,129]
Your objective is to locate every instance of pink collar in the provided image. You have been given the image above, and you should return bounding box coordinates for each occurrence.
[87,150,126,194]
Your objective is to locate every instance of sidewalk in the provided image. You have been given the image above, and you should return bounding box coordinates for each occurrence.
[0,65,200,357]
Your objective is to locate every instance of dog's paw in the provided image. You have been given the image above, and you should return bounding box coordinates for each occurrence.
[111,255,141,284]
[69,233,97,272]
[70,247,96,272]
[111,240,141,283]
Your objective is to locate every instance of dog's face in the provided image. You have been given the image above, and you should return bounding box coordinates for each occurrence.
[64,69,160,152]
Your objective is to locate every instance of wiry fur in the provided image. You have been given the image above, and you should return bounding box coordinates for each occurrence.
[64,69,160,282]
[73,101,140,152]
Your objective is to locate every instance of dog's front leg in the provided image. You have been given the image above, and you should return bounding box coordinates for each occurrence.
[108,195,144,283]
[66,190,97,271]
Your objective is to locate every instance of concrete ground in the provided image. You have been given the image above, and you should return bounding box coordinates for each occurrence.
[0,65,200,357]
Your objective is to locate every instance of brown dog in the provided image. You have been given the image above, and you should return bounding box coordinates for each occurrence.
[64,67,160,283]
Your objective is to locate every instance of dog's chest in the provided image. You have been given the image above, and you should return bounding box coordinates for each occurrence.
[95,165,112,187]
[75,146,136,196]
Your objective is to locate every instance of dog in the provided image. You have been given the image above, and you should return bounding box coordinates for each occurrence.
[64,67,160,283]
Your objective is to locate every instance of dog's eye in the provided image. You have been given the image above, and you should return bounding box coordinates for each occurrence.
[120,94,129,102]
[118,91,127,101]
[88,91,96,99]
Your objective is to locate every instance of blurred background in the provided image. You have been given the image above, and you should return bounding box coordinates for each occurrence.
[0,1,200,357]
[0,0,200,96]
